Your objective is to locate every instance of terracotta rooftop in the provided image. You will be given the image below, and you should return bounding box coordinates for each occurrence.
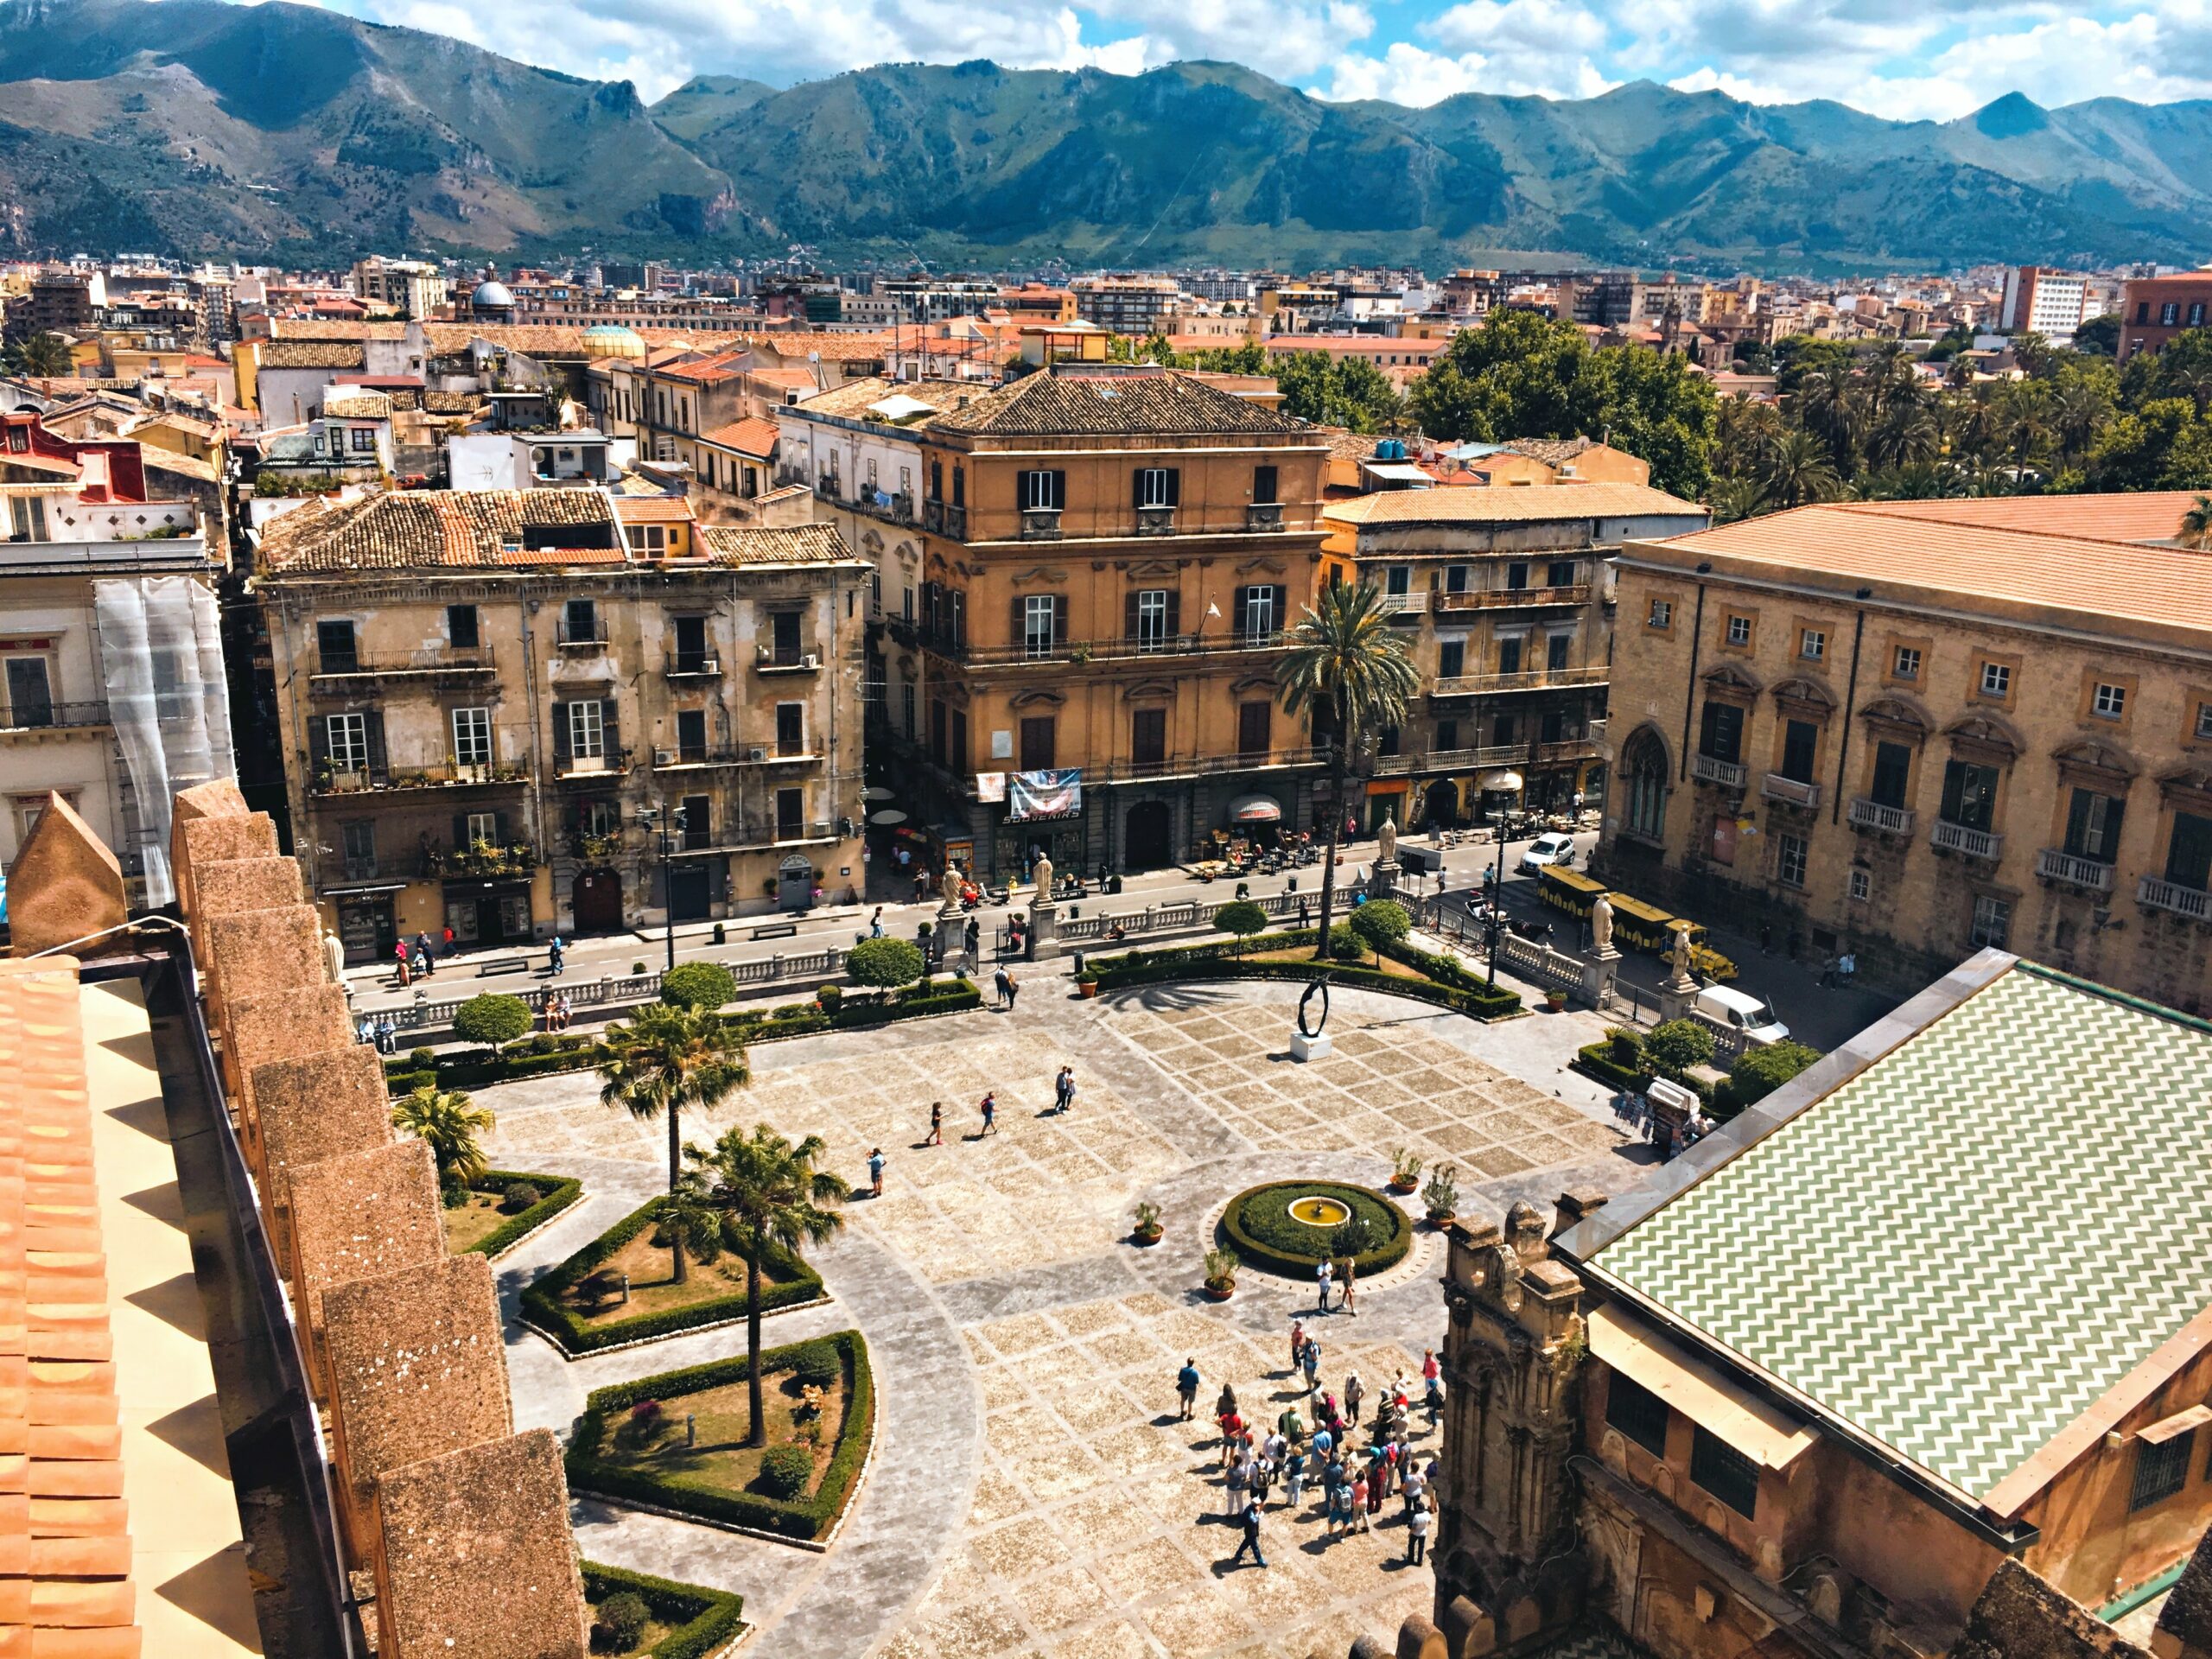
[1819,490,2210,546]
[268,320,410,341]
[790,376,974,422]
[697,523,855,566]
[613,495,695,524]
[765,332,896,363]
[1328,480,1706,527]
[700,416,779,457]
[257,489,619,574]
[259,341,366,370]
[321,392,391,420]
[928,370,1306,438]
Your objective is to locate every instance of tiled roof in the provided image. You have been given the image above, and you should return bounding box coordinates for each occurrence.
[1500,435,1598,467]
[779,333,896,363]
[928,371,1305,437]
[420,391,481,416]
[747,366,823,390]
[697,523,855,565]
[321,392,391,420]
[268,320,409,340]
[140,448,221,485]
[792,377,973,421]
[700,416,779,457]
[613,495,694,524]
[1315,427,1384,463]
[653,352,747,385]
[1823,491,2209,545]
[260,341,365,370]
[1591,961,2212,1506]
[257,488,619,574]
[1328,480,1705,526]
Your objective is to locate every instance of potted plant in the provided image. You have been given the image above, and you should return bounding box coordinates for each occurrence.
[1421,1164,1461,1229]
[1077,969,1100,997]
[1132,1200,1163,1246]
[1387,1147,1423,1194]
[1202,1248,1238,1300]
[1546,987,1570,1011]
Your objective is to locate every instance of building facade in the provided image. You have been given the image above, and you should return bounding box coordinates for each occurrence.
[1999,266,2091,340]
[2118,272,2212,361]
[1598,493,2212,1008]
[254,489,867,962]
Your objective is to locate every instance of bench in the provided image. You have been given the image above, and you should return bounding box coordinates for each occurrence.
[477,956,531,977]
[749,922,799,941]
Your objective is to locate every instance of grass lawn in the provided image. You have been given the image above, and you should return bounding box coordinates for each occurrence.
[594,1365,852,1502]
[1249,944,1427,981]
[560,1229,809,1329]
[442,1191,515,1253]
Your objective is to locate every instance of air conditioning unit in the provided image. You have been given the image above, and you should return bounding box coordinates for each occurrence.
[804,652,819,669]
[652,747,675,766]
[748,747,769,763]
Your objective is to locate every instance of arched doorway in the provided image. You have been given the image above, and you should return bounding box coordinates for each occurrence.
[1422,779,1459,828]
[1125,800,1173,870]
[571,868,623,934]
[1621,728,1670,841]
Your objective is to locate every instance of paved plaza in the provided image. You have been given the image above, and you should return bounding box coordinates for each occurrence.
[476,975,1659,1659]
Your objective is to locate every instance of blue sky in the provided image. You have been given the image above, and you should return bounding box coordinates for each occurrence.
[317,0,2212,118]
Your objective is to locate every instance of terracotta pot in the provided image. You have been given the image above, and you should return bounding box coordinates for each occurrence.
[1387,1178,1417,1194]
[1078,981,1100,998]
[1204,1281,1236,1301]
[1427,1211,1456,1229]
[1133,1227,1163,1247]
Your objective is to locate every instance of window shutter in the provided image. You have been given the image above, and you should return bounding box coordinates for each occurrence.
[1050,470,1066,510]
[1125,591,1140,640]
[308,716,331,769]
[1230,586,1249,634]
[1013,594,1027,645]
[452,814,468,848]
[1132,470,1145,509]
[494,810,510,844]
[1165,468,1180,506]
[601,698,620,757]
[1053,594,1069,645]
[1270,584,1288,623]
[1165,590,1181,636]
[363,710,387,773]
[553,702,571,763]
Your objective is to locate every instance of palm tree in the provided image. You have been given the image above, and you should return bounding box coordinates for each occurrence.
[1274,582,1420,962]
[2182,494,2212,551]
[2050,378,2113,467]
[391,1085,496,1188]
[1754,428,1842,511]
[688,1123,849,1446]
[3,332,73,379]
[597,1003,749,1283]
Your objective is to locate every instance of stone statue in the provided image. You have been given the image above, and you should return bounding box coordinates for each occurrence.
[322,929,349,985]
[1591,893,1614,953]
[1669,924,1694,982]
[1376,812,1396,866]
[1031,851,1053,899]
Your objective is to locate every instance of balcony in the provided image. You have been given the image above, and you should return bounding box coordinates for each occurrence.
[922,501,967,538]
[652,743,818,769]
[1761,773,1822,810]
[664,652,721,678]
[1371,739,1599,777]
[0,699,110,734]
[565,830,627,861]
[2036,848,2116,893]
[1246,502,1285,532]
[1020,508,1064,541]
[1847,797,1914,836]
[445,840,538,878]
[309,649,496,691]
[1930,819,2003,861]
[1430,665,1611,698]
[755,645,820,674]
[1690,753,1748,790]
[554,747,630,780]
[1084,748,1328,784]
[556,625,609,650]
[1134,505,1177,537]
[1433,584,1592,613]
[2138,875,2212,921]
[954,631,1287,668]
[1376,592,1429,615]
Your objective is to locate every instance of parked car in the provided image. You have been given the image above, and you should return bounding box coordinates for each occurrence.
[1517,832,1578,877]
[1694,985,1790,1047]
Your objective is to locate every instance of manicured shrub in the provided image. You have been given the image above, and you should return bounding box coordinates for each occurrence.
[759,1444,813,1499]
[815,982,842,1011]
[578,1564,742,1659]
[848,936,925,989]
[660,961,737,1012]
[1350,899,1411,953]
[594,1590,651,1652]
[465,1171,583,1257]
[500,1181,543,1213]
[439,1179,469,1211]
[1643,1018,1717,1081]
[1211,900,1269,954]
[1220,1180,1410,1277]
[1717,1039,1821,1116]
[1327,922,1363,961]
[409,1046,436,1069]
[451,992,531,1053]
[791,1342,840,1390]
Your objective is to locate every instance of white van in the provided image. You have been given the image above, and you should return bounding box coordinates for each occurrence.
[1694,985,1790,1047]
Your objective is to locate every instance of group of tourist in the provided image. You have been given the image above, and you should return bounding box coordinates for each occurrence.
[391,926,457,988]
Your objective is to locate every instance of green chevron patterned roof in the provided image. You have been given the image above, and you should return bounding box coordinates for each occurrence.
[1596,962,2212,1503]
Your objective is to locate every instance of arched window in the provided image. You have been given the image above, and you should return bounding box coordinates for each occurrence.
[1623,728,1669,841]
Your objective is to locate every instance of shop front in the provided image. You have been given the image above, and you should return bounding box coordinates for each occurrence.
[985,766,1085,881]
[443,877,534,947]
[1363,779,1409,835]
[327,884,402,964]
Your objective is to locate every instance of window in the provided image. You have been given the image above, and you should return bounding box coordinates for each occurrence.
[1777,832,1808,888]
[5,658,52,728]
[901,683,916,741]
[951,465,964,507]
[1437,639,1465,679]
[1870,741,1912,809]
[348,426,377,453]
[447,605,479,649]
[1237,585,1285,639]
[2092,682,2127,721]
[564,599,599,645]
[1698,701,1745,763]
[340,819,376,874]
[1800,628,1826,661]
[1893,645,1921,681]
[1547,560,1576,588]
[1849,868,1870,901]
[677,708,707,762]
[1131,708,1166,766]
[317,619,358,673]
[2197,702,2212,741]
[681,794,710,850]
[929,460,943,500]
[1128,588,1174,649]
[1624,732,1669,840]
[1238,701,1272,756]
[776,787,804,840]
[1435,719,1459,752]
[464,810,498,845]
[1446,564,1470,594]
[1546,633,1571,673]
[1779,720,1818,784]
[2166,811,2212,891]
[567,699,605,760]
[1605,1374,1670,1458]
[1134,467,1179,510]
[2193,303,2209,328]
[1019,469,1066,512]
[1385,566,1412,597]
[1021,594,1060,658]
[1941,760,2000,830]
[325,712,369,772]
[1690,1427,1758,1518]
[1506,562,1529,591]
[2131,1433,2196,1511]
[1980,661,2012,699]
[451,707,492,768]
[1971,893,2012,950]
[1252,465,1278,505]
[1726,615,1751,647]
[632,523,667,556]
[1019,716,1056,771]
[1648,599,1673,630]
[2162,302,2182,327]
[2065,789,2126,863]
[776,702,805,756]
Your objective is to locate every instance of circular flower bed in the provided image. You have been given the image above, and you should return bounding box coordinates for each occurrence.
[1219,1180,1410,1279]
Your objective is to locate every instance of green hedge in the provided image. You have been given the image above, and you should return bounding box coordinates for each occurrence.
[566,1331,874,1542]
[1574,1042,1715,1108]
[385,978,981,1094]
[466,1170,583,1258]
[1220,1180,1411,1278]
[519,1197,823,1354]
[1089,931,1521,1020]
[579,1561,745,1659]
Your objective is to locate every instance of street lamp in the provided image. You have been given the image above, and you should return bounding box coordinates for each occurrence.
[1476,768,1523,990]
[638,804,689,972]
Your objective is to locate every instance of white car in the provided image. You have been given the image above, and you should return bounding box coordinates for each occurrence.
[1517,831,1578,877]
[1694,985,1791,1047]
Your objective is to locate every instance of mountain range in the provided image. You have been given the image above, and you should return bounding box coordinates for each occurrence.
[1,0,2209,273]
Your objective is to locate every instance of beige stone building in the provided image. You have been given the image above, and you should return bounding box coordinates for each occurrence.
[1598,492,2212,1007]
[254,488,867,962]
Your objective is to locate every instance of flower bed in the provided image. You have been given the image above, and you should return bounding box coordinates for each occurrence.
[565,1331,874,1544]
[443,1169,583,1258]
[579,1561,745,1659]
[1219,1179,1411,1279]
[1087,930,1522,1020]
[519,1196,823,1355]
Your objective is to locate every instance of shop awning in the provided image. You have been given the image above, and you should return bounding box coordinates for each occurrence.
[1587,1304,1818,1471]
[1227,793,1282,823]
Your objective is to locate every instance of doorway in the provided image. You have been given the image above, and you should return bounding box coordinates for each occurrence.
[1423,779,1459,829]
[1125,800,1173,870]
[777,853,815,911]
[668,864,712,922]
[571,868,623,933]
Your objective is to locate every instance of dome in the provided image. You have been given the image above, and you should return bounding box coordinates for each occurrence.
[581,323,646,359]
[469,279,515,312]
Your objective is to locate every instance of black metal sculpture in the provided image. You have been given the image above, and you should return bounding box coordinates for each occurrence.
[1297,973,1331,1039]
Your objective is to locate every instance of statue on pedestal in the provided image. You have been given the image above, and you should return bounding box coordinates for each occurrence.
[1591,894,1614,954]
[1376,812,1396,867]
[1669,924,1694,985]
[1031,852,1054,905]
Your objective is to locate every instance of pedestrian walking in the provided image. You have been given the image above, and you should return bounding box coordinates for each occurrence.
[1176,1357,1200,1421]
[549,935,566,976]
[1344,1371,1364,1427]
[1285,1446,1306,1510]
[1224,1452,1249,1516]
[442,923,455,957]
[1350,1472,1370,1532]
[1216,1383,1238,1421]
[1341,1255,1357,1317]
[1229,1498,1267,1568]
[1402,1461,1427,1518]
[394,938,410,987]
[1316,1256,1332,1313]
[1005,969,1020,1009]
[926,1102,944,1146]
[1407,1499,1431,1565]
[1217,1402,1245,1467]
[1053,1065,1075,1115]
[1275,1402,1304,1446]
[979,1092,997,1135]
[1425,1373,1445,1427]
[1302,1338,1320,1396]
[870,906,885,938]
[1287,1320,1305,1374]
[965,917,981,957]
[994,966,1012,1007]
[1249,1453,1274,1510]
[414,931,435,976]
[1297,897,1310,929]
[868,1147,886,1198]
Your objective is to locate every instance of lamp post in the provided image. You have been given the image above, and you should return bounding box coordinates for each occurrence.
[1476,768,1523,990]
[639,804,688,973]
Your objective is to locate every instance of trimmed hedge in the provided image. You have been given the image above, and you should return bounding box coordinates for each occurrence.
[520,1197,823,1354]
[1574,1041,1715,1108]
[1089,931,1522,1020]
[579,1561,745,1659]
[465,1169,583,1258]
[384,978,982,1095]
[1221,1180,1411,1278]
[566,1331,874,1542]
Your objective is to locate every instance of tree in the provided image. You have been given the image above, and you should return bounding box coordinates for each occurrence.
[1348,898,1411,960]
[1275,582,1419,963]
[1642,1018,1717,1082]
[2073,314,2121,356]
[1211,899,1269,956]
[847,936,925,991]
[1754,428,1842,511]
[687,1123,849,1446]
[2184,494,2212,551]
[451,992,531,1055]
[2,332,72,378]
[597,1004,749,1283]
[1718,1039,1821,1114]
[660,960,737,1012]
[391,1084,495,1187]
